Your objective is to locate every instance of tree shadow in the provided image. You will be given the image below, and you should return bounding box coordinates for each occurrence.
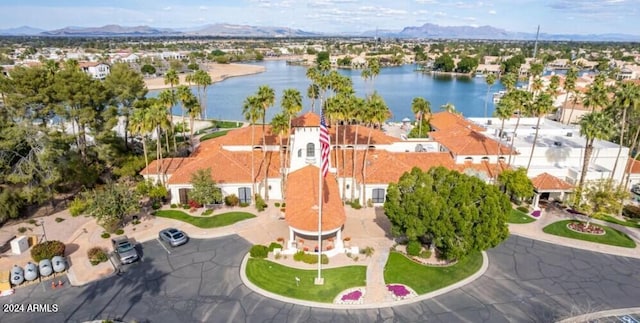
[64,243,80,256]
[373,207,394,239]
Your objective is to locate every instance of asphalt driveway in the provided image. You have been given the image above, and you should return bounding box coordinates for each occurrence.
[2,235,640,323]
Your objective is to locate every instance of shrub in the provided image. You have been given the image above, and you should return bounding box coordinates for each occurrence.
[55,217,65,223]
[87,247,108,266]
[27,219,37,225]
[281,203,286,207]
[276,237,284,242]
[115,229,124,235]
[17,227,27,234]
[132,219,140,225]
[623,205,640,219]
[239,202,249,208]
[292,251,328,264]
[69,197,88,217]
[350,199,362,209]
[361,246,375,258]
[406,240,422,256]
[275,202,281,207]
[419,250,432,259]
[224,194,239,207]
[152,201,162,210]
[367,199,373,208]
[275,253,282,260]
[188,200,202,209]
[101,232,111,239]
[293,251,305,261]
[182,204,190,210]
[249,245,269,258]
[202,209,214,216]
[170,204,177,208]
[268,242,283,252]
[31,240,65,262]
[353,256,359,262]
[516,206,529,213]
[255,194,267,212]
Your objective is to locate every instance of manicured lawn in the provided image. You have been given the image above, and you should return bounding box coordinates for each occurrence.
[246,258,366,303]
[213,120,242,128]
[598,214,640,229]
[200,130,230,142]
[508,209,536,224]
[384,251,483,295]
[542,220,636,248]
[154,210,255,228]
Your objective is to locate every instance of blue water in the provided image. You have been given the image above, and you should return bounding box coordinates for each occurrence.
[153,60,506,122]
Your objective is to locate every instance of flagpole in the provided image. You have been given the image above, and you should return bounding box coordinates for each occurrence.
[316,159,323,285]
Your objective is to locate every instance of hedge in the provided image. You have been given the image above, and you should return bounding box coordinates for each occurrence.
[250,245,269,258]
[31,240,65,262]
[406,240,422,256]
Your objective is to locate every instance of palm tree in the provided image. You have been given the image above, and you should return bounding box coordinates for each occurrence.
[361,57,380,95]
[164,69,179,151]
[280,88,302,180]
[243,95,261,203]
[484,73,497,118]
[307,84,319,112]
[526,93,554,171]
[193,70,212,119]
[494,96,515,163]
[157,89,177,154]
[560,67,578,124]
[255,85,275,200]
[440,102,458,114]
[361,92,389,206]
[501,73,518,92]
[583,74,609,113]
[411,97,431,137]
[350,97,366,200]
[575,111,615,209]
[507,89,533,166]
[129,102,152,173]
[147,98,170,184]
[609,82,640,180]
[176,85,193,147]
[185,97,201,150]
[270,113,289,199]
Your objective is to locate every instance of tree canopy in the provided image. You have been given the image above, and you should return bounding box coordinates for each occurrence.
[497,168,534,202]
[384,167,510,260]
[189,168,222,205]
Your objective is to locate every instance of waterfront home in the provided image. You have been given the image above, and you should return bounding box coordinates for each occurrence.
[79,62,110,80]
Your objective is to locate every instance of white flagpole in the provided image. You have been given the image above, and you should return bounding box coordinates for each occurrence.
[316,151,323,284]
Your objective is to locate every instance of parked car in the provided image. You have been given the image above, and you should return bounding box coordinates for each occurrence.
[159,228,189,247]
[111,236,139,264]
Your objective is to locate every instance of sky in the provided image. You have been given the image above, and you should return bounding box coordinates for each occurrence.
[0,0,638,35]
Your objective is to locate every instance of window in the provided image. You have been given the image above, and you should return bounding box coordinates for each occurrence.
[238,187,251,204]
[297,149,302,158]
[306,143,315,157]
[372,188,385,203]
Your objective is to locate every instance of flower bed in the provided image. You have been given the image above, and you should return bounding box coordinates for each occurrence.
[386,284,417,301]
[567,222,605,235]
[334,287,366,305]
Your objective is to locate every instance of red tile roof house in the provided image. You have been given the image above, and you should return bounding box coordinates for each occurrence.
[141,111,514,255]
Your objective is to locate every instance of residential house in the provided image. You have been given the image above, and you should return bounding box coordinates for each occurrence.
[79,62,110,80]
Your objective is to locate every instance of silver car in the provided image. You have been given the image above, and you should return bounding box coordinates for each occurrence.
[112,236,139,264]
[159,228,188,247]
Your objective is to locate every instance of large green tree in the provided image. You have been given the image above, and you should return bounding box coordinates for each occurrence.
[384,167,510,260]
[189,168,222,205]
[497,168,534,202]
[85,182,140,232]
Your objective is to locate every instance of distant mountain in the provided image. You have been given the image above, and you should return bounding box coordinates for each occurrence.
[40,24,181,36]
[361,23,640,42]
[0,26,45,36]
[187,24,319,37]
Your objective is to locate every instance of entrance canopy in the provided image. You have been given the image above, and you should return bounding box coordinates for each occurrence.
[531,172,573,193]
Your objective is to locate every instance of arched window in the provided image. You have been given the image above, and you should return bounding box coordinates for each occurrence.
[297,149,302,158]
[306,143,315,157]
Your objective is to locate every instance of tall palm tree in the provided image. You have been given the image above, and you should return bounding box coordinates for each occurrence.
[176,85,193,147]
[148,98,170,184]
[157,89,177,153]
[255,85,275,200]
[526,93,554,171]
[583,74,609,113]
[307,84,319,112]
[561,66,578,124]
[440,102,458,114]
[484,73,497,118]
[270,113,289,199]
[494,96,515,163]
[185,97,201,151]
[411,97,431,137]
[507,89,533,166]
[164,69,179,151]
[501,73,518,92]
[243,95,261,203]
[609,82,640,181]
[361,92,389,206]
[575,111,615,208]
[193,70,212,119]
[350,97,366,200]
[361,57,380,95]
[280,88,302,179]
[129,102,152,173]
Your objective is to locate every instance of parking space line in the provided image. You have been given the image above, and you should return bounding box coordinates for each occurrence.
[156,238,171,254]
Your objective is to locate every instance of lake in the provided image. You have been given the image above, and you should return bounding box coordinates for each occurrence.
[155,60,507,122]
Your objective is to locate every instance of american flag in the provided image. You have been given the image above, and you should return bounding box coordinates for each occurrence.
[319,113,330,177]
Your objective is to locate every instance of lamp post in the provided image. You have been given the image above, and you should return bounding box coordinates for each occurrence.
[40,220,48,242]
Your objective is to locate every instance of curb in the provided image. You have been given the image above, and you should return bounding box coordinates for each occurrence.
[556,307,640,323]
[239,251,489,309]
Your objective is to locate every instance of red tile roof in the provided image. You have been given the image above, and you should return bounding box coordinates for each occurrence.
[330,124,399,146]
[430,111,485,132]
[627,159,640,174]
[141,158,194,175]
[430,128,515,156]
[285,165,346,232]
[291,112,320,127]
[531,173,573,191]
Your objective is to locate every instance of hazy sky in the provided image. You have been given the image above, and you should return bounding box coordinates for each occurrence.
[0,0,638,35]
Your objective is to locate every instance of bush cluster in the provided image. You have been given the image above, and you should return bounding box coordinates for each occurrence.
[115,229,124,235]
[249,244,269,258]
[31,240,66,262]
[255,194,267,212]
[101,232,111,239]
[419,250,432,259]
[623,205,640,219]
[406,240,422,256]
[293,251,329,264]
[239,202,250,207]
[224,194,239,207]
[202,209,214,216]
[188,200,202,209]
[87,247,108,266]
[268,242,283,252]
[170,204,177,208]
[69,197,88,217]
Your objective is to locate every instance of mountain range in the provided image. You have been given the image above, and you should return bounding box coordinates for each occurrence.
[0,23,638,41]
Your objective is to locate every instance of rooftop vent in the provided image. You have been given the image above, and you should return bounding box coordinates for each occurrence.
[554,141,562,147]
[566,132,573,137]
[487,120,492,125]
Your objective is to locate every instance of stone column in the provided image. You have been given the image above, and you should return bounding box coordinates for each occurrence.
[533,192,541,210]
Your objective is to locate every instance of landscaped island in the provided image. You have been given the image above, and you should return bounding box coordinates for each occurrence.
[154,210,255,228]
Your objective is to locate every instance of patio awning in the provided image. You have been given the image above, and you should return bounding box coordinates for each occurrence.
[531,172,573,192]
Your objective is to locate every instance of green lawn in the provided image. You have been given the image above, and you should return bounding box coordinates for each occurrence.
[384,251,483,295]
[200,130,230,142]
[598,214,640,229]
[508,209,536,224]
[154,210,255,228]
[246,258,366,303]
[213,120,242,128]
[542,220,636,248]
